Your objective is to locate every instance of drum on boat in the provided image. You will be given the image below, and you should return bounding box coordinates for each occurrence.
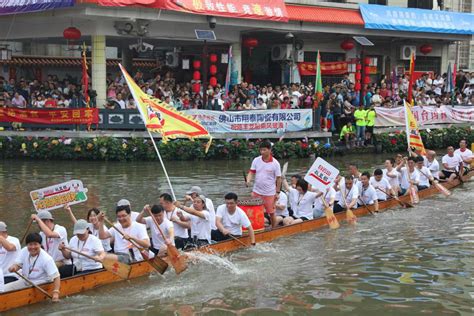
[238,198,265,234]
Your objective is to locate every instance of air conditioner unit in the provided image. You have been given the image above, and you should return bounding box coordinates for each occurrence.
[400,45,416,60]
[271,44,293,61]
[165,52,179,67]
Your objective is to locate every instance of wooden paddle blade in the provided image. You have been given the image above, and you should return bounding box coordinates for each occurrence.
[324,207,340,229]
[102,258,131,280]
[167,245,188,275]
[409,186,419,204]
[434,181,451,196]
[148,256,169,274]
[346,209,357,225]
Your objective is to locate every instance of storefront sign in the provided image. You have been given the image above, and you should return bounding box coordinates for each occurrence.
[0,108,99,125]
[298,61,348,76]
[0,0,74,16]
[99,0,288,22]
[375,106,474,127]
[304,158,339,192]
[185,109,312,133]
[30,180,88,212]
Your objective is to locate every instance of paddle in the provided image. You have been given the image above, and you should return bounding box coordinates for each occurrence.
[20,218,34,245]
[229,234,250,247]
[456,162,464,184]
[417,169,451,196]
[103,217,168,275]
[64,246,131,280]
[406,164,419,204]
[243,171,248,187]
[358,197,375,215]
[14,271,53,300]
[339,179,357,225]
[376,187,413,208]
[321,196,339,229]
[145,207,187,275]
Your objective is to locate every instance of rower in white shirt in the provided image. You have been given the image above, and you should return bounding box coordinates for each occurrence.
[370,169,393,201]
[441,146,464,182]
[382,158,401,195]
[454,139,472,170]
[175,195,212,248]
[0,221,20,285]
[423,150,440,180]
[312,187,336,219]
[415,156,434,190]
[333,175,359,213]
[275,191,289,226]
[396,157,420,195]
[357,172,379,212]
[282,179,319,225]
[159,193,190,250]
[136,204,175,256]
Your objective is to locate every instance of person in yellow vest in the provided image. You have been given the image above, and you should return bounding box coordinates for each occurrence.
[354,104,367,147]
[365,106,377,145]
[340,121,356,149]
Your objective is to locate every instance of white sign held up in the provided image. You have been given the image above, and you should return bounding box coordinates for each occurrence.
[304,157,339,192]
[30,180,88,212]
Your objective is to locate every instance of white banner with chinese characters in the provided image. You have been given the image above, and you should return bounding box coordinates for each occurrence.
[184,109,313,133]
[375,106,474,127]
[30,180,88,212]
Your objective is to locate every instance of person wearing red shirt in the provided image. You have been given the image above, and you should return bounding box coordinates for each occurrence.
[280,96,291,109]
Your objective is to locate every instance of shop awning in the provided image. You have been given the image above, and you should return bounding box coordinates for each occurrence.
[94,0,289,22]
[360,4,474,35]
[0,0,73,16]
[0,56,157,68]
[286,5,364,26]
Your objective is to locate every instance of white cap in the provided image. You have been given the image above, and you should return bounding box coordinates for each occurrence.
[117,199,131,207]
[37,210,54,221]
[186,186,202,195]
[73,219,89,235]
[0,221,7,232]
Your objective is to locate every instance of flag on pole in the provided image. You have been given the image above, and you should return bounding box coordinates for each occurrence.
[407,52,415,106]
[313,50,323,108]
[81,42,90,108]
[119,64,212,151]
[404,100,426,156]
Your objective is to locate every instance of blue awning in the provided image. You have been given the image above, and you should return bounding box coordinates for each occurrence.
[0,0,74,16]
[360,4,474,35]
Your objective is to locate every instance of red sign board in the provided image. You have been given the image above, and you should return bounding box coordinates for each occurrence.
[98,0,288,22]
[0,108,99,125]
[297,61,348,76]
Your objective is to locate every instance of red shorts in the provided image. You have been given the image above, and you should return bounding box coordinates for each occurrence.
[251,192,276,214]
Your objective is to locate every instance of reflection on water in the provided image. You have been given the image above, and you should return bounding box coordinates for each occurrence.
[1,156,473,315]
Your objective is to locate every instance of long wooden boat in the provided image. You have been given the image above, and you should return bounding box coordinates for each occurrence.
[1,171,472,312]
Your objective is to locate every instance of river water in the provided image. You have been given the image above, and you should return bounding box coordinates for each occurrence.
[1,155,474,315]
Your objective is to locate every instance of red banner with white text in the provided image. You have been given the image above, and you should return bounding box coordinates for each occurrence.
[98,0,288,22]
[298,61,348,76]
[0,108,99,125]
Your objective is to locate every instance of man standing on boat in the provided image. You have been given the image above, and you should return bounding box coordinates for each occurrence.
[246,141,282,228]
[0,222,20,285]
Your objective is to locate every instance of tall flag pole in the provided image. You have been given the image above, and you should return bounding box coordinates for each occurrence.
[407,52,415,106]
[313,50,323,108]
[404,100,426,156]
[81,42,90,108]
[119,64,212,200]
[224,45,232,100]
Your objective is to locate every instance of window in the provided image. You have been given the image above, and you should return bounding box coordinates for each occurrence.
[407,0,433,9]
[369,0,387,4]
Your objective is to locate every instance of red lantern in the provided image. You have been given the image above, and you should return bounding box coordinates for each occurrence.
[193,60,201,69]
[340,39,355,51]
[355,72,361,81]
[209,54,218,63]
[193,71,201,81]
[209,76,217,87]
[364,66,371,75]
[63,27,81,41]
[243,38,259,49]
[356,64,362,71]
[363,57,371,65]
[192,83,201,93]
[420,44,432,55]
[363,76,371,84]
[209,64,217,75]
[354,82,361,91]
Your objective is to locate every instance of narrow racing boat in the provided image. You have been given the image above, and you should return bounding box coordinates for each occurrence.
[1,171,472,312]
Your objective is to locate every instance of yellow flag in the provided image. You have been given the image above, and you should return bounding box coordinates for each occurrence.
[119,64,212,152]
[404,100,426,156]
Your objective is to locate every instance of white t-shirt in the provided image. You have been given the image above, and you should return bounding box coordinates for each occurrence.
[357,183,378,205]
[15,248,59,285]
[165,207,189,239]
[187,211,211,242]
[108,222,149,261]
[312,187,336,211]
[424,157,440,179]
[88,224,112,252]
[216,204,251,236]
[205,198,217,230]
[287,188,299,212]
[276,192,289,217]
[417,166,432,187]
[0,235,20,278]
[399,167,420,190]
[442,154,463,170]
[68,235,104,271]
[337,184,359,209]
[454,148,473,167]
[145,217,174,249]
[369,177,392,201]
[250,156,281,196]
[40,224,70,264]
[383,168,400,190]
[288,188,318,220]
[0,268,3,292]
